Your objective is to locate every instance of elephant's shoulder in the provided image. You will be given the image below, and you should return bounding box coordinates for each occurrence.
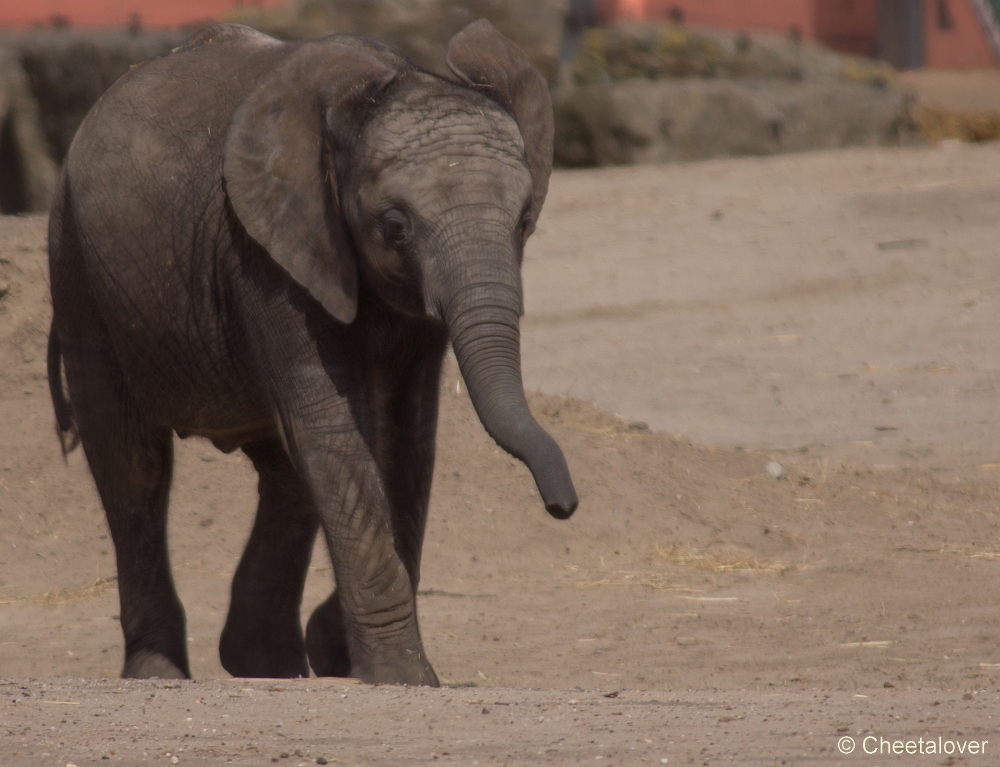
[174,24,283,54]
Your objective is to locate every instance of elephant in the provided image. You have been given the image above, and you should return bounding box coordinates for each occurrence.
[46,19,577,686]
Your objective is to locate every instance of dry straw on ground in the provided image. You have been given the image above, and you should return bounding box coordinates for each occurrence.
[654,544,801,573]
[0,576,117,607]
[573,544,805,592]
[575,571,693,590]
[915,109,1000,143]
[938,544,1000,561]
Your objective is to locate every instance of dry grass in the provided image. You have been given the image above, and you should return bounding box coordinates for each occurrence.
[938,544,1000,561]
[914,109,1000,143]
[529,391,652,439]
[0,576,117,607]
[571,546,802,590]
[575,571,695,591]
[840,640,892,648]
[654,544,800,573]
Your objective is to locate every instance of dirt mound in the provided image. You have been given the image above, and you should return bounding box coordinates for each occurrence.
[0,214,50,375]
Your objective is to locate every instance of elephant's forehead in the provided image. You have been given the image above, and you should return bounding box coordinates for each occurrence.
[364,92,526,171]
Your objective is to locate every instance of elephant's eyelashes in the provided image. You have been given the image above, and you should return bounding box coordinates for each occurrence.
[381,210,411,246]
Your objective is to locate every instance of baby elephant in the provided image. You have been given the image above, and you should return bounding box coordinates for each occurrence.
[47,20,577,685]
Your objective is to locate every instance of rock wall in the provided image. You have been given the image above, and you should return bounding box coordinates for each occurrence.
[0,15,923,208]
[554,78,916,167]
[567,23,897,86]
[226,0,568,82]
[10,30,188,164]
[554,24,915,167]
[0,47,58,214]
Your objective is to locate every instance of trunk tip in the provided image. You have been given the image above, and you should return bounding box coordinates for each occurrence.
[545,495,578,520]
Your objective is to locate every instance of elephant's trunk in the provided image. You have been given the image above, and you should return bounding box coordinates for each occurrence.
[443,254,577,519]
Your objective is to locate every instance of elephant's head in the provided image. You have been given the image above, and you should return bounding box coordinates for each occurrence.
[223,21,577,519]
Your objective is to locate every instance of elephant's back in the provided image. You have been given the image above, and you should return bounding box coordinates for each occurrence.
[61,22,293,315]
[55,26,295,430]
[65,25,294,267]
[67,25,292,213]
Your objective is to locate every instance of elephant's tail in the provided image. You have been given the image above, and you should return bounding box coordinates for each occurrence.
[47,319,80,456]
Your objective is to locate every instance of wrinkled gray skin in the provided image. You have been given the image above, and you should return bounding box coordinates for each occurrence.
[47,21,577,686]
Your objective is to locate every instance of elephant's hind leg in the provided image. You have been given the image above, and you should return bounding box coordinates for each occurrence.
[51,178,188,679]
[219,437,318,678]
[58,320,187,679]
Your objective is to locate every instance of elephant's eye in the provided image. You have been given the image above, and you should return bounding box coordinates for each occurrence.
[381,210,411,246]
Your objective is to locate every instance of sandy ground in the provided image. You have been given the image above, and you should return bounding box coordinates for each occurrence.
[522,142,1000,474]
[2,141,1000,764]
[900,69,1000,112]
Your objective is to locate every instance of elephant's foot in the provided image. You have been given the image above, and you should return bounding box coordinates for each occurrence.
[220,610,309,678]
[351,647,440,687]
[305,592,352,677]
[122,650,188,680]
[307,591,439,686]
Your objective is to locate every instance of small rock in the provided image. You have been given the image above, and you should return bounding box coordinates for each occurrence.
[317,758,328,765]
[171,758,179,765]
[883,681,894,688]
[765,461,787,480]
[0,282,9,298]
[482,706,490,714]
[627,420,650,432]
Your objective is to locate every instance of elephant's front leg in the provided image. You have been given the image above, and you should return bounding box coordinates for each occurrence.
[289,400,438,686]
[306,349,445,681]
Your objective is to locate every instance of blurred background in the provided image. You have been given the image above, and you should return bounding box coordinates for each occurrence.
[0,0,999,214]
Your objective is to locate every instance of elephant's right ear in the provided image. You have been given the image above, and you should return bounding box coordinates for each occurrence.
[446,20,554,228]
[224,40,399,324]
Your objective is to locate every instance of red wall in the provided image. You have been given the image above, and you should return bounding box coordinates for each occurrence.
[607,0,879,57]
[0,0,283,29]
[7,0,999,68]
[814,0,877,56]
[924,0,998,68]
[617,0,818,36]
[602,0,998,68]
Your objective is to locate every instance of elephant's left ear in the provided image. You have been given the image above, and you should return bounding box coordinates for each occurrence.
[445,20,554,227]
[224,39,400,324]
